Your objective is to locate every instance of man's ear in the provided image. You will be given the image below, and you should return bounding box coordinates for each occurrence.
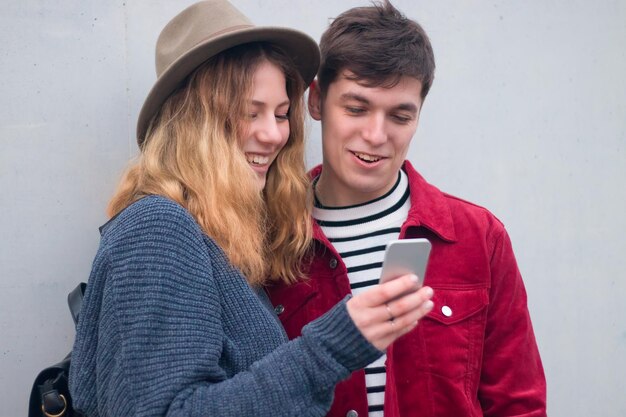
[307,79,322,121]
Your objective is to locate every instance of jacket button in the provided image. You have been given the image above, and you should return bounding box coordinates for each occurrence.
[274,304,285,315]
[441,305,452,317]
[329,258,338,269]
[346,410,358,417]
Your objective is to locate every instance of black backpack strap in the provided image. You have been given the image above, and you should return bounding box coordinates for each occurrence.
[29,284,87,417]
[29,353,73,417]
[67,283,86,328]
[39,369,69,417]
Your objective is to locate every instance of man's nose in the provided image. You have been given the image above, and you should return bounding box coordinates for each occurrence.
[362,113,387,145]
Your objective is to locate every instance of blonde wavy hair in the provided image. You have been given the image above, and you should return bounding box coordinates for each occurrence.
[108,43,312,285]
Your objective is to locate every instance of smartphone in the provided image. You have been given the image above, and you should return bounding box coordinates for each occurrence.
[379,238,432,286]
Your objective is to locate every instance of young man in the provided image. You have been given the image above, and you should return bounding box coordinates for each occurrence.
[267,2,547,417]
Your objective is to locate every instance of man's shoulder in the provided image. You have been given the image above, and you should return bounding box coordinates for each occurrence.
[429,190,509,248]
[441,192,504,227]
[403,162,506,237]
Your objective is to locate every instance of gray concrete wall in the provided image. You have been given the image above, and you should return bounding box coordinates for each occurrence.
[1,1,625,416]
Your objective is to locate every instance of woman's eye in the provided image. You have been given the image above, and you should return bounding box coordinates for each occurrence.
[276,113,289,121]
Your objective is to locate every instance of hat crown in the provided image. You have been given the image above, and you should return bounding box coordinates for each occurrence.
[137,0,319,145]
[156,0,252,76]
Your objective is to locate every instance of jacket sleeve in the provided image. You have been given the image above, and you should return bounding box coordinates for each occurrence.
[74,200,381,417]
[479,225,547,417]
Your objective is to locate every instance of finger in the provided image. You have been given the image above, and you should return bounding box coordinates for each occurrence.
[369,292,434,341]
[367,286,433,327]
[390,317,420,340]
[391,298,434,330]
[384,286,433,319]
[367,316,421,350]
[384,303,395,321]
[357,274,421,307]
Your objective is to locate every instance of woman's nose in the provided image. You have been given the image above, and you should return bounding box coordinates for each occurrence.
[256,116,285,145]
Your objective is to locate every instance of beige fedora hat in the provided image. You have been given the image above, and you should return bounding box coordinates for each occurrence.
[136,0,320,146]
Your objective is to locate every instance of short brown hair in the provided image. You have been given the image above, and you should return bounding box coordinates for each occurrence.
[318,0,435,99]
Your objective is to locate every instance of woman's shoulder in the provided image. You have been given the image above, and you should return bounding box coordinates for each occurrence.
[101,195,205,250]
[123,195,193,222]
[110,195,196,229]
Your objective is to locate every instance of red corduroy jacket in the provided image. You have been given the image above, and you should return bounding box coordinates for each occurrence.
[267,161,547,417]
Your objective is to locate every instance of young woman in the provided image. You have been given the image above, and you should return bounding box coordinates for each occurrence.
[69,1,434,416]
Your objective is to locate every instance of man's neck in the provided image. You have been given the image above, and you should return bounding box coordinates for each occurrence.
[315,169,401,208]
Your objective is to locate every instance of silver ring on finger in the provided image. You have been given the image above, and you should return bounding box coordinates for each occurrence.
[385,302,395,322]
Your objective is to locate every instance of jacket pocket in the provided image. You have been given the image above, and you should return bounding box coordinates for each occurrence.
[426,287,489,325]
[414,287,489,378]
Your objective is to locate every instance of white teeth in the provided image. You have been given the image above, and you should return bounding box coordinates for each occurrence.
[246,154,270,165]
[354,152,381,162]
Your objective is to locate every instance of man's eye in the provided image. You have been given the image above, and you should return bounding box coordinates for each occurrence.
[393,114,412,124]
[346,107,365,115]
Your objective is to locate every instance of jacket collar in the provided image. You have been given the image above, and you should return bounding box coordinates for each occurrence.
[309,161,457,243]
[401,160,456,242]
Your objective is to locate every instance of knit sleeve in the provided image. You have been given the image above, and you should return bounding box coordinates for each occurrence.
[73,197,380,417]
[169,297,381,417]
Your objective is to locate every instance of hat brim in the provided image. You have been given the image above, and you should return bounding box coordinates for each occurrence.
[136,26,319,145]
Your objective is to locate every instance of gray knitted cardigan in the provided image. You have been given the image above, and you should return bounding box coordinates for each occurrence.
[69,196,381,416]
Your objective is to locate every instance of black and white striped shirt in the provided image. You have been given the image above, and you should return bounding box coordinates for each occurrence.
[313,170,410,417]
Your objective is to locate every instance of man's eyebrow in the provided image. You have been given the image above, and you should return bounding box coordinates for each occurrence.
[340,93,419,114]
[396,103,419,114]
[339,92,370,105]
